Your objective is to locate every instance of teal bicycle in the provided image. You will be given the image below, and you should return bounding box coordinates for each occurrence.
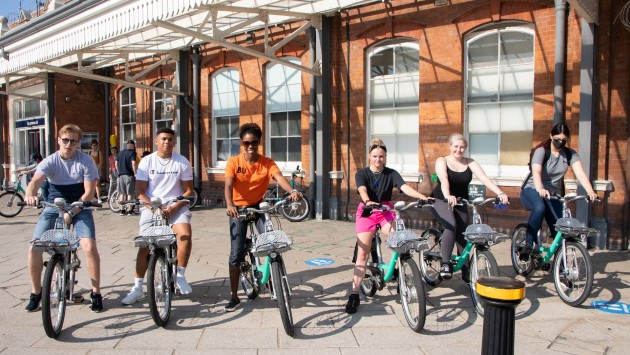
[419,197,509,316]
[0,170,27,217]
[359,200,429,332]
[238,199,295,336]
[511,193,599,306]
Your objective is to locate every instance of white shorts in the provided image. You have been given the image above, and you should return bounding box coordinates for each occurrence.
[139,205,191,235]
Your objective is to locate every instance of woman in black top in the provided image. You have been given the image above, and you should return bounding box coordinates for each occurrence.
[431,133,508,279]
[346,138,429,314]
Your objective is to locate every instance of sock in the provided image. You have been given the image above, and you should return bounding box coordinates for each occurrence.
[134,278,143,289]
[177,266,186,277]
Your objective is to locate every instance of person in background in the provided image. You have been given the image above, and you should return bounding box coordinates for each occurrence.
[108,146,119,201]
[90,139,102,203]
[430,133,508,280]
[142,151,151,158]
[116,140,137,216]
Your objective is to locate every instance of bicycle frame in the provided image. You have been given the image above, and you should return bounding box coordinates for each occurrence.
[246,211,281,289]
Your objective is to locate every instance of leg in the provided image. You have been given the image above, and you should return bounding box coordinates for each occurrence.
[430,199,457,263]
[79,238,101,293]
[228,216,248,302]
[172,223,192,267]
[544,199,563,237]
[28,247,44,294]
[452,205,469,259]
[351,231,376,293]
[135,248,150,278]
[520,188,546,247]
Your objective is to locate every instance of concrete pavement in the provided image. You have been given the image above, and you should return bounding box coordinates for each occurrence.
[1,205,629,354]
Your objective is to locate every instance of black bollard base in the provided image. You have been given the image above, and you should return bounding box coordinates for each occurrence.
[476,277,526,355]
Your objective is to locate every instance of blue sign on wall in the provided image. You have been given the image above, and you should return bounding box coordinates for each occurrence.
[16,117,45,128]
[591,300,630,314]
[305,258,334,267]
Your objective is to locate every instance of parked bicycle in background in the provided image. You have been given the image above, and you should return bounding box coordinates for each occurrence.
[263,165,309,222]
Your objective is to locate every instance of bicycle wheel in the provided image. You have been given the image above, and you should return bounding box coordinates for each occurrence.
[0,191,24,217]
[188,188,199,210]
[470,250,500,316]
[147,251,172,327]
[553,241,593,306]
[41,255,66,338]
[279,196,310,222]
[419,229,443,287]
[511,223,534,276]
[240,251,260,300]
[399,257,426,332]
[360,276,377,297]
[271,258,294,336]
[108,191,121,213]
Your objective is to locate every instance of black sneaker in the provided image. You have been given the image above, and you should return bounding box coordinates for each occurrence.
[345,293,360,314]
[224,298,240,312]
[519,244,533,261]
[90,292,103,313]
[120,210,127,216]
[440,263,453,279]
[25,292,41,312]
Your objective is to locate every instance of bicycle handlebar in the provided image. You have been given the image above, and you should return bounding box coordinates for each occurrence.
[238,197,290,217]
[361,199,435,214]
[121,195,193,208]
[548,193,599,203]
[18,199,102,209]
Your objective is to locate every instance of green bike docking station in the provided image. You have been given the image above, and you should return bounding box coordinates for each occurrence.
[476,277,526,355]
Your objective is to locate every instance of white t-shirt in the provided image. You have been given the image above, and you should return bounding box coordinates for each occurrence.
[136,151,193,200]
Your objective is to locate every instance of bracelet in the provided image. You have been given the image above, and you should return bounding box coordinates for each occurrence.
[291,189,298,194]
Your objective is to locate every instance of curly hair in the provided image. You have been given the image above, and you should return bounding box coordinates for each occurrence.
[239,123,262,140]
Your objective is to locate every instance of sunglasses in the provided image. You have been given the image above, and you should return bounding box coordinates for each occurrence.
[60,138,79,146]
[553,138,568,144]
[369,144,387,153]
[242,140,259,148]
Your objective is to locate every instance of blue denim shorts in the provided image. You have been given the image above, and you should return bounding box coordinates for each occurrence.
[32,207,96,240]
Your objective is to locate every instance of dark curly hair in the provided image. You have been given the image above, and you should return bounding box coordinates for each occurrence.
[239,123,262,140]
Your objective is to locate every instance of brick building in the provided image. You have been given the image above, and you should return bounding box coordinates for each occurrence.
[1,0,628,249]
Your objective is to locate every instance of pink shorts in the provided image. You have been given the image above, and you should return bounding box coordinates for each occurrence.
[355,202,395,233]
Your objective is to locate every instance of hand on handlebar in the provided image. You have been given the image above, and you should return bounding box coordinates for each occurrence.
[537,187,550,199]
[445,195,458,207]
[289,190,302,202]
[25,195,40,207]
[226,205,239,219]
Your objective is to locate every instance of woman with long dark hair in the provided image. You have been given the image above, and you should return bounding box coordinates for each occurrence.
[519,123,597,261]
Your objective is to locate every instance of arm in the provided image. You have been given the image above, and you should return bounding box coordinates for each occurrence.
[435,157,456,206]
[571,160,597,200]
[24,173,46,206]
[400,184,429,200]
[136,179,150,205]
[531,163,549,198]
[357,185,375,206]
[131,159,137,175]
[225,176,238,218]
[468,160,508,203]
[162,180,194,217]
[273,171,301,201]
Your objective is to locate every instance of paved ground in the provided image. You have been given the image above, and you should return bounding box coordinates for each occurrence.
[1,205,629,354]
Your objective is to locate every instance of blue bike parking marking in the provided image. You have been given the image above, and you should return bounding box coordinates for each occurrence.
[305,258,334,266]
[591,300,630,314]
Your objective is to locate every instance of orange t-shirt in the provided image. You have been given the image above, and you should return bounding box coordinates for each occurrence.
[225,154,281,207]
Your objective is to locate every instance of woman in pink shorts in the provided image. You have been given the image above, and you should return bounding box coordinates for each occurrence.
[345,138,429,314]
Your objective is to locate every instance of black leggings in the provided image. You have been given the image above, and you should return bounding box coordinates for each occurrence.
[430,199,469,264]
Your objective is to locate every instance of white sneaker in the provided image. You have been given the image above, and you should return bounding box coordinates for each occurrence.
[121,287,145,305]
[176,275,192,295]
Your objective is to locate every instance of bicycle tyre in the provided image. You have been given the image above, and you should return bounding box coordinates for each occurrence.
[147,251,172,327]
[360,276,377,297]
[511,223,534,276]
[400,257,427,332]
[240,251,260,300]
[108,191,121,213]
[188,188,199,210]
[470,250,500,316]
[419,229,443,287]
[41,255,66,338]
[271,258,294,336]
[0,191,24,217]
[279,196,310,222]
[553,241,593,307]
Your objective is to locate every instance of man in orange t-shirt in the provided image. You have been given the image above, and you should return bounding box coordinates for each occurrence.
[224,123,301,312]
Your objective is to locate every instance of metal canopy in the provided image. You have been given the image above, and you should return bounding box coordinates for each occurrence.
[0,0,373,92]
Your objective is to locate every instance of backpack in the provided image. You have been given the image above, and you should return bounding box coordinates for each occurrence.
[520,141,573,191]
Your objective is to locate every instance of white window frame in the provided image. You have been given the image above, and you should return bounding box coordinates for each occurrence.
[366,40,420,176]
[119,87,136,147]
[266,58,302,170]
[464,23,535,179]
[211,68,240,167]
[12,90,47,167]
[152,80,175,149]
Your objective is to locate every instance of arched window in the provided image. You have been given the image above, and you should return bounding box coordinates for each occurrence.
[266,59,301,167]
[366,40,419,174]
[212,68,240,165]
[153,80,175,144]
[465,23,534,177]
[119,87,136,146]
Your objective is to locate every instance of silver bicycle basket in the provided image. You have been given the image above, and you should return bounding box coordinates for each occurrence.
[555,218,599,237]
[386,230,427,253]
[134,226,176,248]
[32,229,80,251]
[463,224,508,244]
[251,230,292,256]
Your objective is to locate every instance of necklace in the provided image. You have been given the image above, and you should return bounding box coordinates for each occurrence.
[157,156,172,167]
[371,168,384,188]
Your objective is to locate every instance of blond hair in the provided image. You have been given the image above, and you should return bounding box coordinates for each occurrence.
[368,138,387,153]
[448,133,467,147]
[58,124,83,140]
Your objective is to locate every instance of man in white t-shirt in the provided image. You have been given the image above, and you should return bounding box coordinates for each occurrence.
[121,127,195,305]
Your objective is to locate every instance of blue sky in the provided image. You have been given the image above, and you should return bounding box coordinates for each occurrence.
[0,0,41,20]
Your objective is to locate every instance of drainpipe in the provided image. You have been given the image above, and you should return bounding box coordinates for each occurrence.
[191,47,201,193]
[308,28,316,219]
[104,78,111,173]
[553,0,568,125]
[0,95,4,183]
[345,10,351,220]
